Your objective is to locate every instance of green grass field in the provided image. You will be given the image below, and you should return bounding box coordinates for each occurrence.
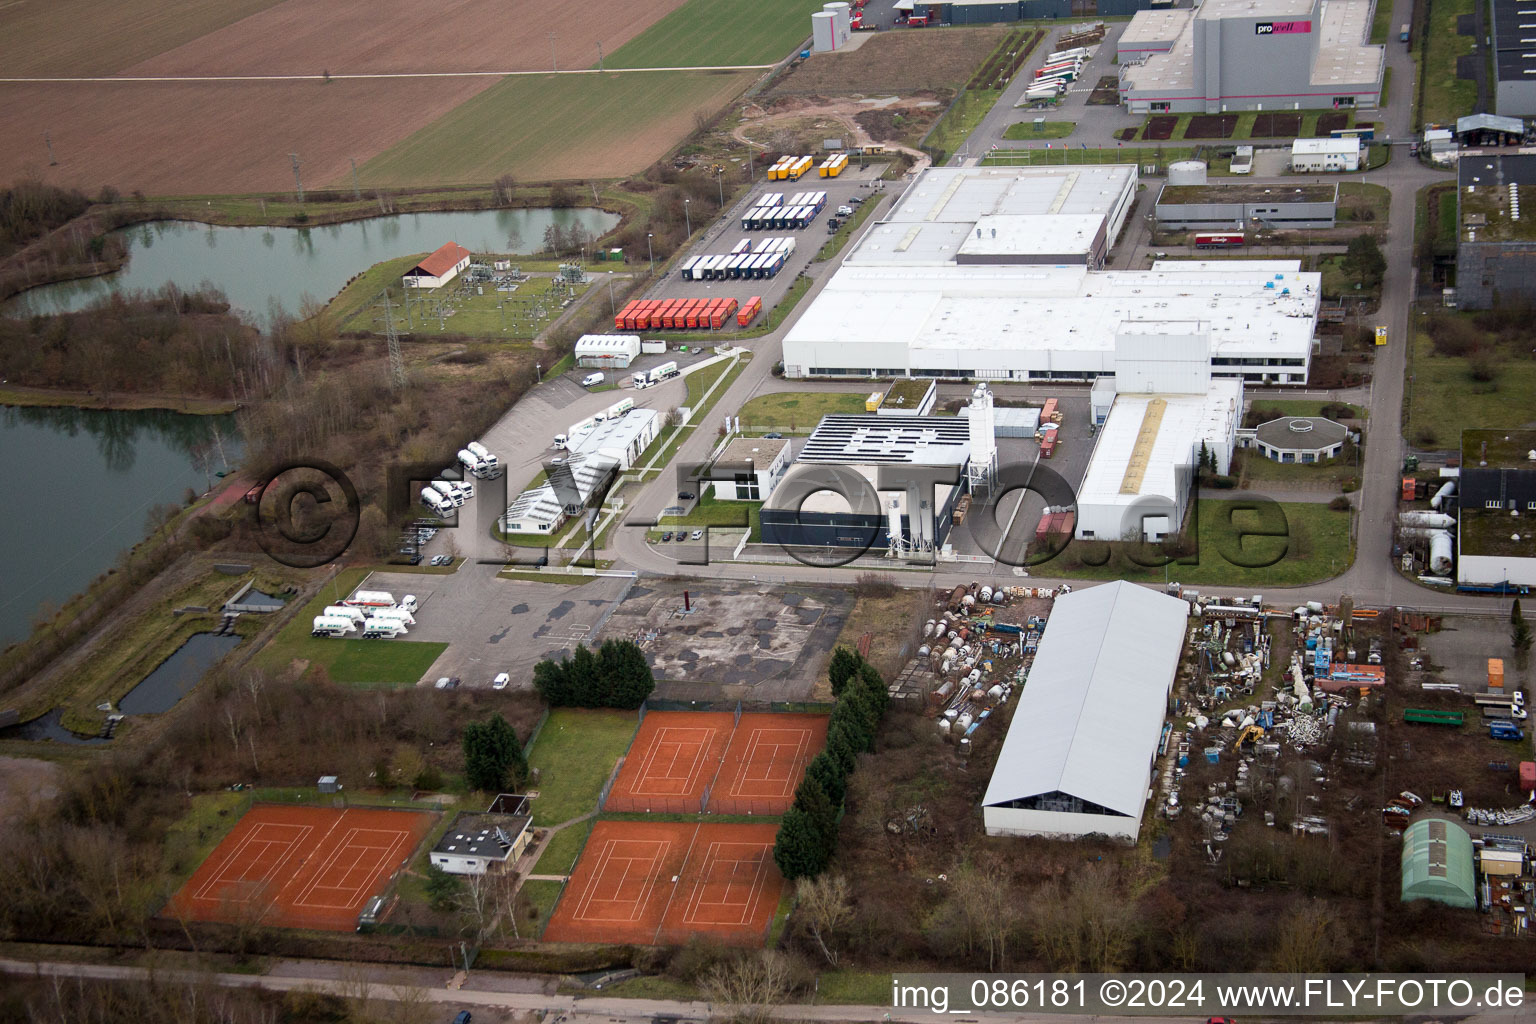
[1421,0,1478,125]
[924,88,1001,164]
[1405,330,1536,445]
[525,709,638,825]
[342,275,586,339]
[1003,120,1077,140]
[519,879,566,938]
[605,0,830,68]
[251,568,447,684]
[738,390,865,431]
[359,72,755,186]
[532,820,592,875]
[1041,500,1354,586]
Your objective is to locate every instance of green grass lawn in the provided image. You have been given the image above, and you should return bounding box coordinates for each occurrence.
[605,0,830,67]
[924,88,1001,164]
[636,356,749,474]
[1236,448,1359,487]
[984,146,1198,167]
[1337,182,1390,223]
[1370,0,1396,43]
[1404,329,1536,445]
[738,390,866,431]
[525,708,638,826]
[653,493,762,542]
[816,971,893,1004]
[251,567,447,684]
[1421,0,1478,124]
[519,879,565,938]
[326,253,424,326]
[1319,254,1382,300]
[1040,500,1354,586]
[358,72,756,186]
[1003,120,1077,140]
[342,275,583,340]
[532,820,592,875]
[686,358,731,406]
[1247,399,1365,420]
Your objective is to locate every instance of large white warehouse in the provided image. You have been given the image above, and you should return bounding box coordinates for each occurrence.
[982,582,1188,842]
[782,164,1320,385]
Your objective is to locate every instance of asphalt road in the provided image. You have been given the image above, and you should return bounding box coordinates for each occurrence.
[5,958,1531,1024]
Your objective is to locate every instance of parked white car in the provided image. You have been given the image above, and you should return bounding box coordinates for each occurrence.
[492,673,510,691]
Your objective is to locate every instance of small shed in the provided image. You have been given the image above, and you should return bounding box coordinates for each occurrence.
[404,242,472,289]
[1400,817,1476,909]
[1290,138,1361,173]
[1455,113,1526,148]
[575,334,642,368]
[318,775,341,793]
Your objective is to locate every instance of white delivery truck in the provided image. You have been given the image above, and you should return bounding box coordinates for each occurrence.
[361,621,407,639]
[648,360,680,385]
[368,608,415,628]
[467,441,498,471]
[429,481,463,507]
[632,371,653,390]
[420,487,452,515]
[457,448,484,475]
[346,590,396,608]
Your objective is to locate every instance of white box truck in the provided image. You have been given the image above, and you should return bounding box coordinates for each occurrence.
[312,615,358,637]
[346,591,396,608]
[649,360,680,385]
[362,621,407,639]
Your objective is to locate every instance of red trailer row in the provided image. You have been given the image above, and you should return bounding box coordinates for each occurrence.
[614,297,741,331]
[737,295,763,327]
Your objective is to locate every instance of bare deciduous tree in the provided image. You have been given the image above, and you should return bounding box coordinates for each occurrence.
[703,949,794,1024]
[796,873,853,966]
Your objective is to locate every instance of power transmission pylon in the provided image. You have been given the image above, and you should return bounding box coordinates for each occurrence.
[290,153,304,203]
[381,290,406,389]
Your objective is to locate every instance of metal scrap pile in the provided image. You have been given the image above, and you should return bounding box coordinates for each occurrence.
[916,582,1059,752]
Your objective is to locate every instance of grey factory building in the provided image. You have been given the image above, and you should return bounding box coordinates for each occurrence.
[1118,0,1383,114]
[1453,154,1536,310]
[1155,182,1339,231]
[1494,0,1536,117]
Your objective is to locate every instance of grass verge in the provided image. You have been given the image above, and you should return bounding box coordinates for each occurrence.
[532,819,593,875]
[923,88,1001,164]
[519,879,565,939]
[525,708,639,826]
[1038,500,1355,586]
[1003,120,1077,140]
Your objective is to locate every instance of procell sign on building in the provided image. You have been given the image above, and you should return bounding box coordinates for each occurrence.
[1255,20,1312,33]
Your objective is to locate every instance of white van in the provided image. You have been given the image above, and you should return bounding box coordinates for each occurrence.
[582,372,604,387]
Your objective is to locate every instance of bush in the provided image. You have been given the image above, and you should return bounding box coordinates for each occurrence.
[1329,496,1352,511]
[1340,477,1359,493]
[1209,475,1237,489]
[532,639,654,709]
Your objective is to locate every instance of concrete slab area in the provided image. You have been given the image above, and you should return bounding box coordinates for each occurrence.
[1418,614,1533,696]
[358,567,636,688]
[597,578,852,701]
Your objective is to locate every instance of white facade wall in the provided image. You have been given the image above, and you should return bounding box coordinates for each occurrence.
[1291,139,1361,172]
[710,444,790,502]
[1456,553,1536,588]
[982,805,1143,842]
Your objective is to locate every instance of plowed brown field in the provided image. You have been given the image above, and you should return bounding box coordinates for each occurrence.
[125,0,689,77]
[0,78,493,194]
[0,0,285,76]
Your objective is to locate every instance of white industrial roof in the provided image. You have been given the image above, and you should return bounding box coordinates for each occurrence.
[959,405,1041,433]
[1293,137,1362,155]
[1119,7,1191,50]
[574,334,641,355]
[785,263,1321,361]
[848,165,1135,267]
[1076,381,1242,509]
[957,214,1104,259]
[1195,0,1313,18]
[1309,0,1383,88]
[981,582,1189,817]
[568,408,658,457]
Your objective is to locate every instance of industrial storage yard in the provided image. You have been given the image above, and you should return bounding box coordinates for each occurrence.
[7,0,1536,1010]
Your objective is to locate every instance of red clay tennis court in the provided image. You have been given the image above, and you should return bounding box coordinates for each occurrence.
[167,804,436,931]
[604,711,734,813]
[543,820,782,945]
[709,712,829,815]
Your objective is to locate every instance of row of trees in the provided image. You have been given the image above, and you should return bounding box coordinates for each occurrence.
[532,639,654,709]
[772,648,889,879]
[462,712,527,792]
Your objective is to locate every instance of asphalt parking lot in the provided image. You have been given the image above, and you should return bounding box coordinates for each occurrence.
[643,163,892,315]
[355,567,637,688]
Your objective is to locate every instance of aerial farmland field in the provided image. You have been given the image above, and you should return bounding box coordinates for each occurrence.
[0,0,285,76]
[605,0,829,68]
[123,0,692,77]
[356,71,758,186]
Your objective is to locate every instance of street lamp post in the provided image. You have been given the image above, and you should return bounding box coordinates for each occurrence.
[717,167,725,207]
[646,233,654,273]
[684,198,691,237]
